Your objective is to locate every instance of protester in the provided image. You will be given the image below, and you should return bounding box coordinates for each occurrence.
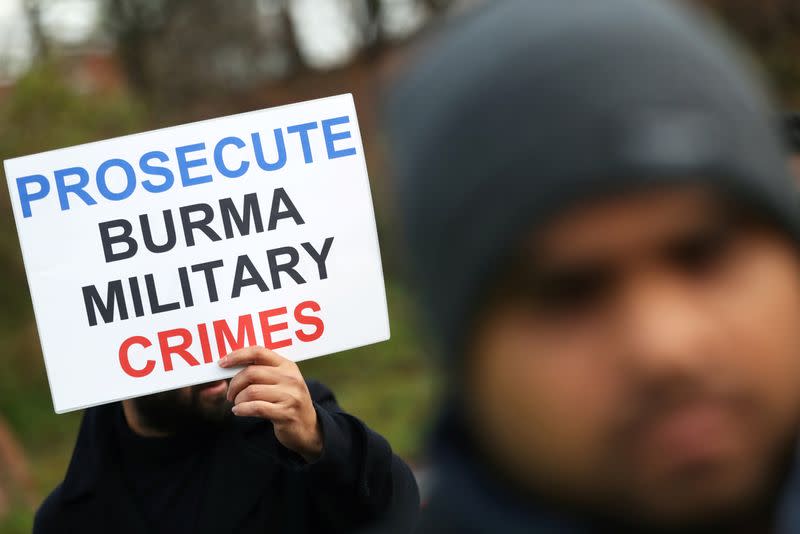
[33,346,419,533]
[386,0,800,532]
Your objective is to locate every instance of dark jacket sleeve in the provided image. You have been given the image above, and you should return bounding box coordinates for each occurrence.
[276,380,420,532]
[32,484,63,534]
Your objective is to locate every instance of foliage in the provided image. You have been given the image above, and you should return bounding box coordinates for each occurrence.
[700,0,800,104]
[0,64,146,327]
[0,66,143,533]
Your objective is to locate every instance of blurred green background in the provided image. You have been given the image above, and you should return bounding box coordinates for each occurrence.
[1,1,799,532]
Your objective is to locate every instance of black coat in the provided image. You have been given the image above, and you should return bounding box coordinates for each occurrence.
[34,380,419,534]
[414,408,570,534]
[416,409,800,534]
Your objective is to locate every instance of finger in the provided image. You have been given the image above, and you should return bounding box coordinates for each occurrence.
[231,400,288,422]
[233,384,287,405]
[226,366,286,402]
[218,346,286,369]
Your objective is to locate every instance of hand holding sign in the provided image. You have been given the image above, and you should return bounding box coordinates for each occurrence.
[221,346,322,462]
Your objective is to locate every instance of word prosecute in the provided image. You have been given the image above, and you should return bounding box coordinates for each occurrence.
[118,300,325,378]
[16,115,356,218]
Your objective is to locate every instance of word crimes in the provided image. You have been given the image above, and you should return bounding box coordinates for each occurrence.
[118,300,324,378]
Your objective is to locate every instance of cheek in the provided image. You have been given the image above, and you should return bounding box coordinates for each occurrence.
[709,241,800,423]
[468,309,623,486]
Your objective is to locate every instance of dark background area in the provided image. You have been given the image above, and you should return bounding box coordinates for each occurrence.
[0,1,798,531]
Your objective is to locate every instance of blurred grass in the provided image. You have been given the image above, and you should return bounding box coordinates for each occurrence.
[0,66,435,533]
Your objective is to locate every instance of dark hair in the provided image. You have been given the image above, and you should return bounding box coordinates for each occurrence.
[785,113,800,153]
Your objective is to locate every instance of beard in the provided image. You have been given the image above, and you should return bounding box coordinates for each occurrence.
[131,380,233,434]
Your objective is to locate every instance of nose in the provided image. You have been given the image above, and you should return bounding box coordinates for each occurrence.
[616,272,711,386]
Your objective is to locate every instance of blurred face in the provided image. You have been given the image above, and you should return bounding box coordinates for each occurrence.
[466,186,800,531]
[132,379,231,434]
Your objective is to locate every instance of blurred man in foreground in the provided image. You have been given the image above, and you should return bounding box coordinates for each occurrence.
[386,0,800,532]
[34,346,419,533]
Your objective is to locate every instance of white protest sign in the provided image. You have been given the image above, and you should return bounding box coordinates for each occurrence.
[5,94,389,413]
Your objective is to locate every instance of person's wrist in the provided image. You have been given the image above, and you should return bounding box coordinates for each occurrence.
[296,416,323,463]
